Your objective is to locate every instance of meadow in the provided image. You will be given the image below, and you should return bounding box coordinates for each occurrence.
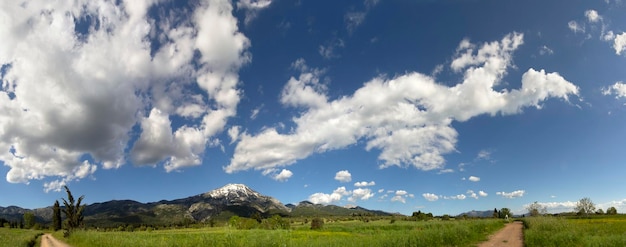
[50,219,504,247]
[0,228,43,247]
[523,215,626,247]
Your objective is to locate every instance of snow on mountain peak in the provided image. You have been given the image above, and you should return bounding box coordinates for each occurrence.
[205,183,259,198]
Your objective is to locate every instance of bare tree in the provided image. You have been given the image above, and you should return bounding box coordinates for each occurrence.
[575,197,595,216]
[526,201,547,216]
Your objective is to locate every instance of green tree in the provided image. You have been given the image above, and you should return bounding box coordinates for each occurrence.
[527,201,547,216]
[500,208,511,219]
[23,212,35,229]
[52,200,62,231]
[61,186,85,231]
[607,207,618,215]
[575,197,595,216]
[493,208,498,218]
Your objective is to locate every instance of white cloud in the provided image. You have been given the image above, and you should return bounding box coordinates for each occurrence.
[467,190,479,199]
[422,193,439,201]
[0,0,250,190]
[228,126,241,144]
[344,0,380,33]
[496,190,526,198]
[444,194,467,200]
[568,20,585,33]
[308,186,351,204]
[613,32,626,55]
[273,169,293,182]
[585,9,601,23]
[539,45,554,56]
[479,191,488,197]
[602,82,626,98]
[468,176,481,182]
[603,31,615,41]
[354,181,376,187]
[334,170,352,183]
[349,188,374,202]
[225,33,579,176]
[236,0,272,25]
[378,189,385,193]
[319,38,345,59]
[391,190,410,203]
[437,168,454,174]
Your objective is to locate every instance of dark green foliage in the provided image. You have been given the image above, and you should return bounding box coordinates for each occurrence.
[442,214,451,221]
[493,208,498,218]
[62,185,86,232]
[263,215,290,230]
[53,200,62,231]
[499,208,511,219]
[607,207,618,215]
[310,217,324,230]
[411,211,434,221]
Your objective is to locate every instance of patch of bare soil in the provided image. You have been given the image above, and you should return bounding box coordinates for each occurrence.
[477,221,523,247]
[40,234,71,247]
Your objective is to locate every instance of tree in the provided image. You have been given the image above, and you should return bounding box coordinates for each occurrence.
[310,217,324,230]
[23,212,35,229]
[493,208,498,218]
[596,209,604,215]
[575,197,595,216]
[61,186,85,231]
[53,200,62,231]
[607,207,618,215]
[500,208,511,219]
[527,201,547,216]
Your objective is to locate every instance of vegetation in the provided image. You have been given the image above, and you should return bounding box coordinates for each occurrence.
[62,185,86,232]
[574,197,596,216]
[0,228,43,247]
[523,214,626,246]
[607,206,618,215]
[53,200,62,231]
[310,217,324,230]
[22,212,35,229]
[52,218,505,247]
[526,201,547,216]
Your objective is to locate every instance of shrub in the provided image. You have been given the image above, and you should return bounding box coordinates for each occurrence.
[311,217,324,230]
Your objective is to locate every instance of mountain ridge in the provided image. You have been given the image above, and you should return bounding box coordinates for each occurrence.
[1,183,392,227]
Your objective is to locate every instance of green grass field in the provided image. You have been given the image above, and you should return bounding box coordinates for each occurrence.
[0,228,43,247]
[523,215,626,247]
[52,219,504,247]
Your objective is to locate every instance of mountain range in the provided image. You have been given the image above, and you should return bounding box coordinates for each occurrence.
[0,184,393,227]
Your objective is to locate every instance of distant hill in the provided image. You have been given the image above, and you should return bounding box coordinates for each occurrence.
[456,210,496,218]
[1,184,394,227]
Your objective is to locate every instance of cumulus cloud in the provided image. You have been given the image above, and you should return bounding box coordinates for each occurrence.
[479,191,488,197]
[437,169,455,174]
[468,176,481,182]
[308,186,350,204]
[236,0,272,25]
[602,82,626,98]
[309,186,373,204]
[614,33,626,55]
[422,193,439,201]
[354,181,376,187]
[444,194,467,200]
[391,190,410,203]
[272,169,293,182]
[496,190,526,198]
[0,0,250,190]
[349,188,374,202]
[225,33,579,176]
[585,9,601,23]
[334,170,352,182]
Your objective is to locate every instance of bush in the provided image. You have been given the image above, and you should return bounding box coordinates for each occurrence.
[310,217,324,230]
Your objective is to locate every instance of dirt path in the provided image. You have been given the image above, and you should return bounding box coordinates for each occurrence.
[40,234,71,247]
[477,221,524,247]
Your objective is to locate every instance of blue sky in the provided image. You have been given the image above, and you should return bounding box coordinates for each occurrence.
[1,0,626,216]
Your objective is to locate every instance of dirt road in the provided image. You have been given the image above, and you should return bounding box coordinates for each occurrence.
[40,234,71,247]
[477,221,524,247]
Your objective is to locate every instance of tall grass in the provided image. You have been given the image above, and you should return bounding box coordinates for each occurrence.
[523,215,626,247]
[0,228,43,247]
[56,219,504,247]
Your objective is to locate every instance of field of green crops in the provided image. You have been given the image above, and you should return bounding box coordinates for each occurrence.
[0,228,43,247]
[523,215,626,247]
[51,219,504,247]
